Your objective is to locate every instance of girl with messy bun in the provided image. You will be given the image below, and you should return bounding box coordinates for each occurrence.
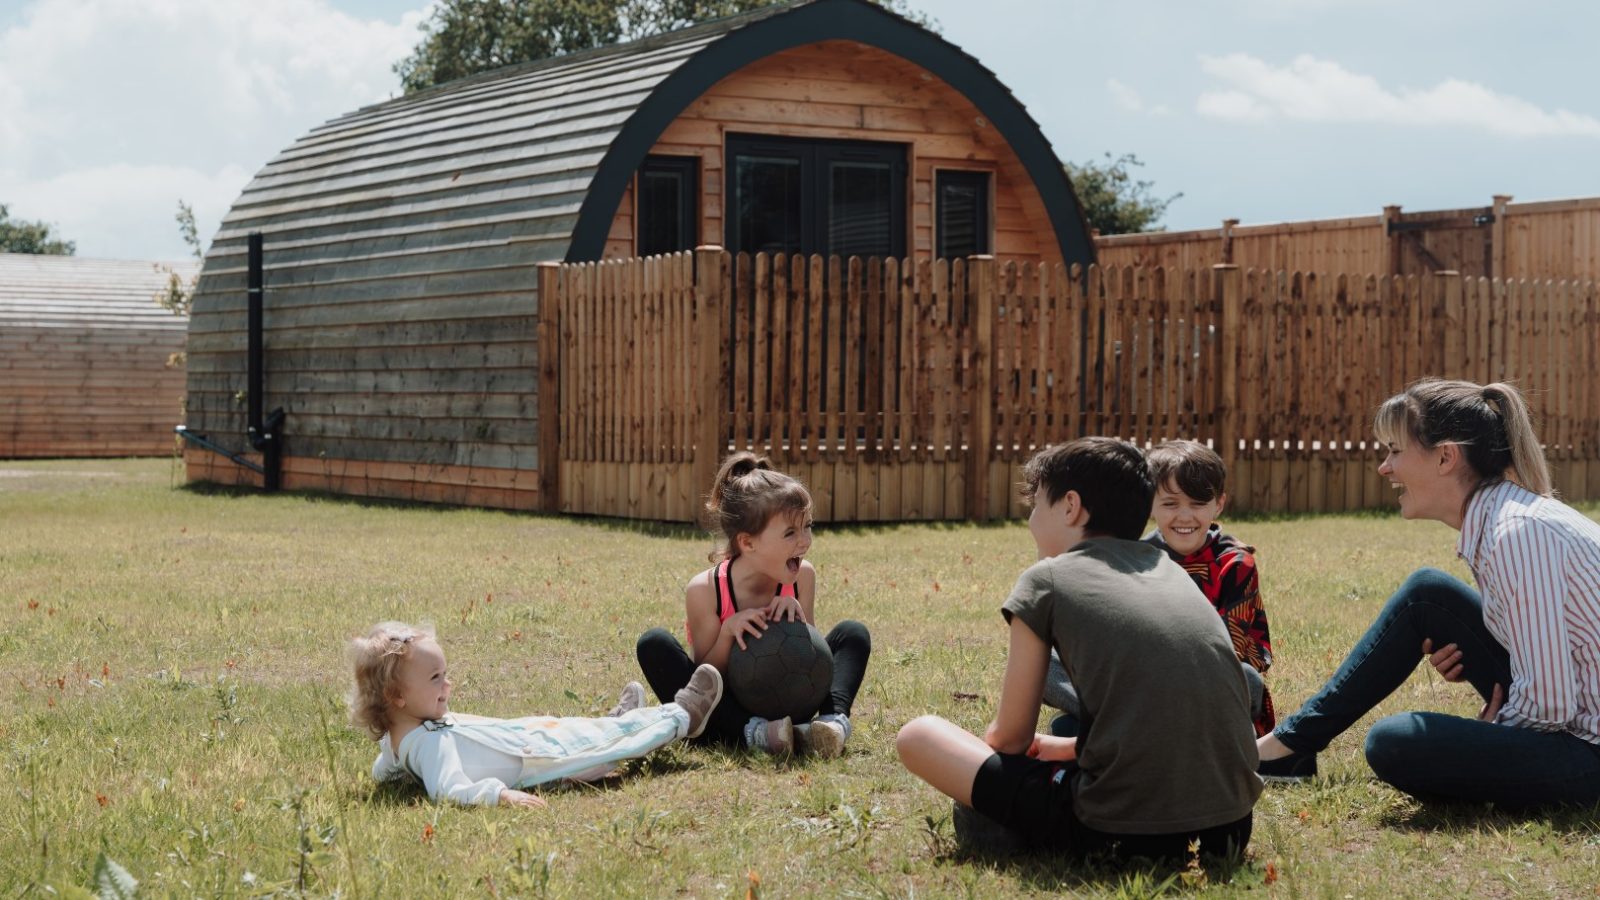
[635,452,872,758]
[1257,379,1600,807]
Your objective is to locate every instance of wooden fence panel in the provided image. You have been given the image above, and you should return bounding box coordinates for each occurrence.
[547,252,1600,521]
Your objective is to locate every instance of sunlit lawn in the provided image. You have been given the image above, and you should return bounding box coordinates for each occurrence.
[3,458,1599,897]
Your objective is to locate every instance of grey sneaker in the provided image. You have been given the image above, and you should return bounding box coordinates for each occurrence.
[795,717,846,759]
[606,681,646,718]
[673,665,723,739]
[744,715,794,756]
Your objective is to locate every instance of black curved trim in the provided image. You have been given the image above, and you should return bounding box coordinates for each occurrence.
[565,0,1093,265]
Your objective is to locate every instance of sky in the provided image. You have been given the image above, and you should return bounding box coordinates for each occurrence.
[2,0,1597,262]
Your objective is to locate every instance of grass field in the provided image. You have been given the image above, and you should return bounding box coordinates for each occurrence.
[4,457,1600,897]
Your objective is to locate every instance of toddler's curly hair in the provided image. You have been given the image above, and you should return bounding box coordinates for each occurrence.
[346,621,434,741]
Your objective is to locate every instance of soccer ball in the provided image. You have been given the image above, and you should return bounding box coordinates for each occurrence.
[727,620,833,721]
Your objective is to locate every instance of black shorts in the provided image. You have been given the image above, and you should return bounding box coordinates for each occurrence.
[968,752,1252,860]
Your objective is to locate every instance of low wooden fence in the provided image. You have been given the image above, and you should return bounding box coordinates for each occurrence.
[538,248,1600,522]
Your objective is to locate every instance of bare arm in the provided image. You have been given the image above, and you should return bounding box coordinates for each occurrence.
[986,617,1049,755]
[686,575,767,669]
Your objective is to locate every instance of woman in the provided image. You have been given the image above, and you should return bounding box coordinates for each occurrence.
[1257,379,1600,806]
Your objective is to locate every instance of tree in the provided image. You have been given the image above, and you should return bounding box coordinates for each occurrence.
[396,0,937,93]
[154,201,203,367]
[0,203,75,255]
[1065,153,1181,236]
[155,201,203,319]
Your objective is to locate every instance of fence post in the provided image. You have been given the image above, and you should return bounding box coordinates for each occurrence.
[1490,194,1512,281]
[1437,270,1464,378]
[693,245,728,503]
[965,255,997,521]
[537,262,562,512]
[1221,218,1239,265]
[1381,205,1402,277]
[1215,265,1242,481]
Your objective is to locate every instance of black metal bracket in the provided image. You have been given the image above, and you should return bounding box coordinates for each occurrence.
[174,426,266,475]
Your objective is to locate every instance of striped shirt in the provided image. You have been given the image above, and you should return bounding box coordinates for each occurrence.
[1457,480,1600,743]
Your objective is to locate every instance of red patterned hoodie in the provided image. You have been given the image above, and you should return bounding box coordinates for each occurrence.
[1145,525,1276,737]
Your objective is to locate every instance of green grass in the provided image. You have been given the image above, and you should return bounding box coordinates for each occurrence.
[4,458,1599,897]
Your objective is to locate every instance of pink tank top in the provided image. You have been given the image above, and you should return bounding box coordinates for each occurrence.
[685,557,797,644]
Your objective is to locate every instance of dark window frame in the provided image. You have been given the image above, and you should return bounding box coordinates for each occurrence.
[935,168,992,259]
[636,154,700,256]
[724,132,907,258]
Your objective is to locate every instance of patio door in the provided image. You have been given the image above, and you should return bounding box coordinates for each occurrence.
[725,133,906,259]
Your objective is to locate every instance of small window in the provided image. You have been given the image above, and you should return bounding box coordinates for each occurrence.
[936,170,991,259]
[638,155,699,256]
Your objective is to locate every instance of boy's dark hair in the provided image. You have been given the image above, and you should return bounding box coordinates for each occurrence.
[1145,440,1227,503]
[1021,437,1154,540]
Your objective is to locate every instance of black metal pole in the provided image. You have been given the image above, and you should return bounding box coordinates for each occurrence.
[247,232,263,441]
[244,232,283,491]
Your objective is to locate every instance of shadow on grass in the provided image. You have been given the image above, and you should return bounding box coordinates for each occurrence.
[1377,797,1600,836]
[923,805,1263,893]
[932,836,1262,895]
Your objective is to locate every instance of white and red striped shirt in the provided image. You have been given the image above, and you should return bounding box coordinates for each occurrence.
[1457,480,1600,744]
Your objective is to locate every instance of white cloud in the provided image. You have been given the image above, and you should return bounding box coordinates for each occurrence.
[1107,78,1144,112]
[0,0,428,260]
[1106,78,1170,117]
[6,163,253,261]
[1195,52,1600,138]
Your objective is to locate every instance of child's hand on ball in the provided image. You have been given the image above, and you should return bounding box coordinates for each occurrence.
[763,595,803,623]
[723,608,769,650]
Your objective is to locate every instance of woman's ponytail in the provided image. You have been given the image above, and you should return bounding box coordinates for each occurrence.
[1482,382,1552,496]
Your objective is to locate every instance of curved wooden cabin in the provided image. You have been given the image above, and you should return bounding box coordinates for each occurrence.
[183,0,1091,511]
[0,253,191,458]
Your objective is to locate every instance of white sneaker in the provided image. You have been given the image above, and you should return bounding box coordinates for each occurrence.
[796,718,846,759]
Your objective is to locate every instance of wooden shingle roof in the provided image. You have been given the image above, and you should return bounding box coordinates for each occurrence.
[0,252,194,330]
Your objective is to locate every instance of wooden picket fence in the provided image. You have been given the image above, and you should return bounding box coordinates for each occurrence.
[537,248,1600,522]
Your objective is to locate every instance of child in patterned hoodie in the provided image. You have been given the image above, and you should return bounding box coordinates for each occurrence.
[1045,440,1274,738]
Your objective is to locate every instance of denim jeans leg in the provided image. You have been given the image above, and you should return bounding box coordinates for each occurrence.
[1043,649,1080,716]
[1275,568,1512,754]
[1364,711,1600,807]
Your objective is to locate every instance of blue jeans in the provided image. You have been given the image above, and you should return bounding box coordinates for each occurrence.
[1276,567,1600,807]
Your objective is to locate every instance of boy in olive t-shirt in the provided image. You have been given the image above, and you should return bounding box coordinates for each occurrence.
[896,437,1262,860]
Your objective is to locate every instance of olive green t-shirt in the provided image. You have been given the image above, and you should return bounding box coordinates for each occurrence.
[1003,537,1263,834]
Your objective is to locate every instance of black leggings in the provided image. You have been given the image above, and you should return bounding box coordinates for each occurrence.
[635,620,871,747]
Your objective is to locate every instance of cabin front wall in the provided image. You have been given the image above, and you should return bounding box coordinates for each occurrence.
[602,41,1062,266]
[2,323,186,458]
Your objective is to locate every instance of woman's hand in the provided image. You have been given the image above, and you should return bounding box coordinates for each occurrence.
[499,789,547,808]
[1420,639,1466,682]
[1478,683,1505,722]
[721,608,769,650]
[762,594,804,624]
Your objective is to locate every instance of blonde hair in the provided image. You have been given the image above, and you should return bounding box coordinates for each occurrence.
[705,451,812,562]
[346,621,434,741]
[1373,379,1552,498]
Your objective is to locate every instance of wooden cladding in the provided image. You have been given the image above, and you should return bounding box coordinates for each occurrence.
[545,250,1600,522]
[607,41,1057,266]
[2,326,186,458]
